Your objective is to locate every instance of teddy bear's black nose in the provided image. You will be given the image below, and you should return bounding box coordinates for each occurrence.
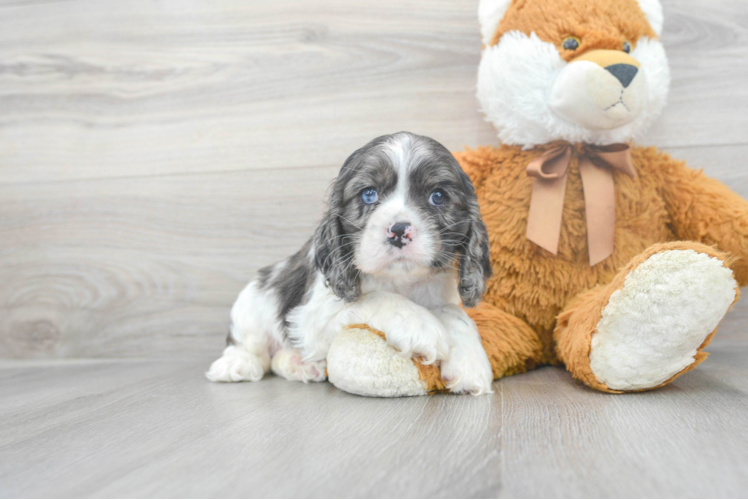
[605,63,638,88]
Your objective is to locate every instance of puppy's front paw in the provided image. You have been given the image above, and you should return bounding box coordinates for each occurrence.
[440,347,494,396]
[376,307,450,364]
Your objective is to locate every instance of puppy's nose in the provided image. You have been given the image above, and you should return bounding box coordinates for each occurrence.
[605,63,638,88]
[387,222,413,249]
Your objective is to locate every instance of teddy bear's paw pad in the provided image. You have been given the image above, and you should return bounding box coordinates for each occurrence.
[590,249,737,391]
[206,345,269,383]
[271,349,327,383]
[327,327,427,397]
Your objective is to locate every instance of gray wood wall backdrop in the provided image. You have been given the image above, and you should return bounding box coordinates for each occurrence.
[1,0,746,359]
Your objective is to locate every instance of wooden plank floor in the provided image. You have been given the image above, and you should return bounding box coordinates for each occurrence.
[2,343,748,498]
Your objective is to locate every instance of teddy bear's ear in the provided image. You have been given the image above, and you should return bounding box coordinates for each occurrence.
[636,0,664,36]
[478,0,512,46]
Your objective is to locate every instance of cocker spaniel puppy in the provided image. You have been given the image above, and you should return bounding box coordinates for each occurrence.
[207,132,494,394]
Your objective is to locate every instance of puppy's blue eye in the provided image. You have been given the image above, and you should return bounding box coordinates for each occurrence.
[429,189,446,206]
[362,188,378,204]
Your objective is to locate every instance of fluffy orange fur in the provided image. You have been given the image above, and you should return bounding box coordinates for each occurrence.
[447,144,748,391]
[490,0,657,58]
[405,145,748,393]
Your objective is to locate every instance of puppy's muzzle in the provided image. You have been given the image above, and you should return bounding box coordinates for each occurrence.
[387,222,414,249]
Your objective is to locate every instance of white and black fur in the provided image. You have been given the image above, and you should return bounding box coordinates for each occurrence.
[206,132,494,395]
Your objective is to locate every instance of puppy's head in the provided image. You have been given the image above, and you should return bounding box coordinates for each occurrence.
[314,132,491,307]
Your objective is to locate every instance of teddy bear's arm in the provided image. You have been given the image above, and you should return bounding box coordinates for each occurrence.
[454,147,499,191]
[648,149,748,286]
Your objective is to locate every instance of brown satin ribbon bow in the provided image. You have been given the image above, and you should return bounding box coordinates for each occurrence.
[525,143,637,266]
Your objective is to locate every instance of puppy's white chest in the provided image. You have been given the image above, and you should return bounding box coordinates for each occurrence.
[360,272,459,309]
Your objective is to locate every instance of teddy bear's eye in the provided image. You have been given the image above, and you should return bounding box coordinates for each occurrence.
[623,41,632,53]
[563,37,580,51]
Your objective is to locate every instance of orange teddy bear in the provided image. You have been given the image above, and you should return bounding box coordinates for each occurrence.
[326,0,748,396]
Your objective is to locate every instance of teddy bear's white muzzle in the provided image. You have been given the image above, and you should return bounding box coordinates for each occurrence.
[549,59,648,131]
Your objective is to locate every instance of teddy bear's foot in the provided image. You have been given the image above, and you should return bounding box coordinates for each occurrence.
[327,326,440,397]
[556,242,739,392]
[588,247,737,391]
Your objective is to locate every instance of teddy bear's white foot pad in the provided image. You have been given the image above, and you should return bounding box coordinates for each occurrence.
[327,328,427,397]
[589,249,737,391]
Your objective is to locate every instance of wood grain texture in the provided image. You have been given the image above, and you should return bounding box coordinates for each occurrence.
[1,348,747,498]
[0,0,745,185]
[499,347,748,498]
[0,166,336,357]
[0,0,496,183]
[1,0,748,361]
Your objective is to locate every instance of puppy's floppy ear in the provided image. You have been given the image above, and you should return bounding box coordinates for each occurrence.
[458,172,492,308]
[313,181,361,303]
